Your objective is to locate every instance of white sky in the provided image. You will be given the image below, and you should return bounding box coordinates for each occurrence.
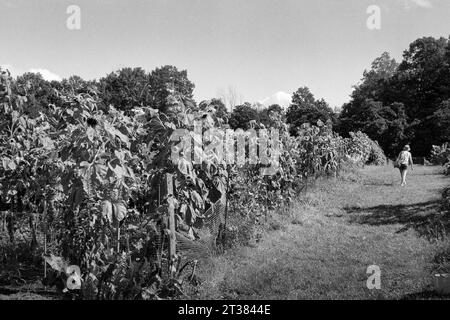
[1,0,449,107]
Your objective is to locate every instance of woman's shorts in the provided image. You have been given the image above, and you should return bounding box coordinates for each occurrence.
[399,164,408,171]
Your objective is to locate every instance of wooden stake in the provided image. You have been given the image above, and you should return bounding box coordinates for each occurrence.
[166,173,176,278]
[117,219,120,253]
[43,201,47,289]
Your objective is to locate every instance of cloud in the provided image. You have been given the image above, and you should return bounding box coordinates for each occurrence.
[411,0,432,8]
[0,64,20,77]
[29,68,62,81]
[259,91,292,109]
[404,0,432,9]
[1,64,62,82]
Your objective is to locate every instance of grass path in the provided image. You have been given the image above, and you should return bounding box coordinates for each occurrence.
[194,165,450,299]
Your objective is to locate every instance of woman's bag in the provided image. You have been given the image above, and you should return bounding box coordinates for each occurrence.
[393,158,400,168]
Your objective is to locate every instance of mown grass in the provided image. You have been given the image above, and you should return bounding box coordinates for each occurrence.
[188,165,450,299]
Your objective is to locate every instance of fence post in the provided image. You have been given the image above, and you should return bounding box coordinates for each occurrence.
[166,173,177,279]
[222,165,232,245]
[43,200,48,282]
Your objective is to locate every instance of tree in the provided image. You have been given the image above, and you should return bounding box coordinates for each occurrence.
[199,98,229,121]
[218,85,243,112]
[257,104,285,128]
[149,65,195,113]
[12,72,60,117]
[267,103,284,115]
[228,103,258,130]
[60,75,96,95]
[428,99,450,146]
[395,37,449,119]
[339,99,410,157]
[286,87,335,135]
[98,67,152,112]
[352,52,399,104]
[98,65,196,115]
[338,41,450,156]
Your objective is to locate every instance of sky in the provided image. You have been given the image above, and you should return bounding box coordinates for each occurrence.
[1,0,450,108]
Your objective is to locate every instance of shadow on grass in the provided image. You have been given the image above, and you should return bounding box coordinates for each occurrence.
[363,181,395,187]
[401,289,450,300]
[345,201,450,240]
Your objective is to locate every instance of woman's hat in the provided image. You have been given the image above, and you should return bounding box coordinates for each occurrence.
[404,145,411,151]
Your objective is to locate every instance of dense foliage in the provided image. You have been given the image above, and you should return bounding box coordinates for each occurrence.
[286,87,336,136]
[346,131,387,166]
[0,64,386,299]
[430,143,450,175]
[338,37,450,157]
[428,143,450,220]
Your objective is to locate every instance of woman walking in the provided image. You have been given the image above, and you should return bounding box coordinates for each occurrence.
[396,145,414,186]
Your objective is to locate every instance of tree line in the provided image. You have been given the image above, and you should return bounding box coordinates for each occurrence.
[5,35,450,158]
[338,36,450,157]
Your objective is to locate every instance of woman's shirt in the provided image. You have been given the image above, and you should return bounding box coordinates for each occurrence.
[397,151,412,165]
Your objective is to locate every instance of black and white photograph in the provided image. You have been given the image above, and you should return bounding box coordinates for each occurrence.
[1,0,450,308]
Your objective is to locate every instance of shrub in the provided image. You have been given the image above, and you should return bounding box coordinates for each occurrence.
[430,143,450,175]
[346,131,386,166]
